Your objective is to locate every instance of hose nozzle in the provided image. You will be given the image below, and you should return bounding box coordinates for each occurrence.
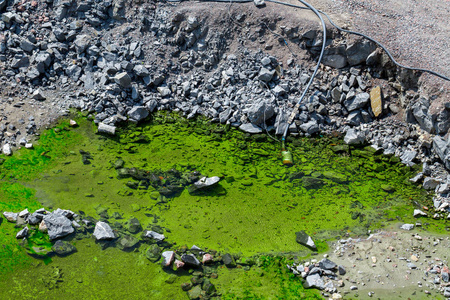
[281,141,293,165]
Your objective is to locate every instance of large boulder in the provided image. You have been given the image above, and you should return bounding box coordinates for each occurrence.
[322,54,347,69]
[43,212,74,240]
[246,99,275,125]
[346,40,377,66]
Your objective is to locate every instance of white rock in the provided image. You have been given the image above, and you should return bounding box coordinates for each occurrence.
[98,123,116,135]
[2,144,12,156]
[413,209,427,217]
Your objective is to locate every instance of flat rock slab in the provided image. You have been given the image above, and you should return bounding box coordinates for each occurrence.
[370,86,382,117]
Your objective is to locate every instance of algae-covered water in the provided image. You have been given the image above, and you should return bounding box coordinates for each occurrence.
[0,112,444,299]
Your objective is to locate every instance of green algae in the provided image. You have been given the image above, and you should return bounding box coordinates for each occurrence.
[0,112,448,299]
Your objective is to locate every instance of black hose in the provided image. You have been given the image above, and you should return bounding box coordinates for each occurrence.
[282,0,326,141]
[170,0,450,82]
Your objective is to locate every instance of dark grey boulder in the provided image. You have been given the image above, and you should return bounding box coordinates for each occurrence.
[93,221,115,240]
[338,265,346,275]
[28,212,45,225]
[319,258,337,270]
[128,106,149,122]
[43,213,74,240]
[322,54,347,69]
[346,40,376,66]
[52,240,77,256]
[181,254,201,267]
[114,72,132,88]
[295,230,317,250]
[133,65,149,77]
[299,120,319,135]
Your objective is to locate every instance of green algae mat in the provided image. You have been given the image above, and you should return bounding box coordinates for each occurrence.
[0,112,445,299]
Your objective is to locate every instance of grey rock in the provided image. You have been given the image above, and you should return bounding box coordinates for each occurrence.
[347,110,363,125]
[128,106,149,122]
[32,89,46,100]
[43,212,74,240]
[192,176,220,190]
[409,172,423,184]
[66,65,82,81]
[331,87,341,103]
[27,67,40,80]
[338,265,346,275]
[35,52,52,67]
[413,209,427,217]
[273,85,286,97]
[181,254,201,267]
[16,226,29,239]
[295,230,317,250]
[114,72,132,88]
[423,177,440,190]
[74,35,90,54]
[400,150,417,166]
[322,54,347,69]
[52,240,77,256]
[2,12,16,23]
[274,109,289,135]
[344,93,370,111]
[254,0,265,7]
[407,263,417,269]
[319,259,337,270]
[400,224,414,230]
[366,49,380,65]
[299,120,319,135]
[344,128,364,145]
[239,123,262,134]
[432,136,450,169]
[133,65,149,77]
[246,99,274,125]
[3,212,18,222]
[219,107,232,123]
[93,221,115,240]
[143,230,165,241]
[258,68,275,82]
[161,251,175,267]
[304,273,324,289]
[20,39,36,53]
[442,271,449,283]
[157,86,171,97]
[98,123,116,135]
[11,56,29,69]
[28,212,44,225]
[346,40,376,66]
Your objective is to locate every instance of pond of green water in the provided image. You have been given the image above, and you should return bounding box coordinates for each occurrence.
[0,112,445,299]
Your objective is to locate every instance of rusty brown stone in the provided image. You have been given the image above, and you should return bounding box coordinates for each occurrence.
[370,86,382,117]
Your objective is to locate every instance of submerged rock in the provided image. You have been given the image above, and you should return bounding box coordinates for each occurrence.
[93,221,115,240]
[146,244,161,262]
[52,240,77,256]
[116,235,139,250]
